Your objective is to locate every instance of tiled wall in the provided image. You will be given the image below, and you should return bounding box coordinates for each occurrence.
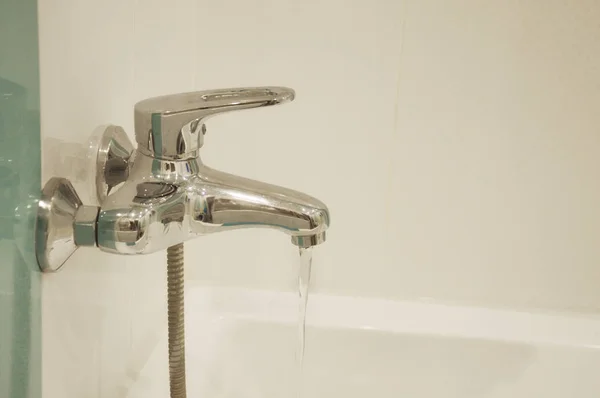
[38,0,600,397]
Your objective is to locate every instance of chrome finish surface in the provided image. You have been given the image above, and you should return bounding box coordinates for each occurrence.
[96,152,330,254]
[74,205,99,247]
[96,125,134,202]
[35,86,329,271]
[35,177,82,272]
[134,87,294,160]
[292,232,327,248]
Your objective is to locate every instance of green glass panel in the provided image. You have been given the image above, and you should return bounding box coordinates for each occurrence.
[0,0,42,396]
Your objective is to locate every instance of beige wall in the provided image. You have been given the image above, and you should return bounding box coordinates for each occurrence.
[39,0,600,396]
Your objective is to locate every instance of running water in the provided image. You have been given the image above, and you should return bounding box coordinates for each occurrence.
[295,247,313,398]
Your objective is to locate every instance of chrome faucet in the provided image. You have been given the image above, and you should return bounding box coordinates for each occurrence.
[36,87,330,271]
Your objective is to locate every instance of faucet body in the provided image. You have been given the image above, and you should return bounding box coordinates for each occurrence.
[97,150,329,254]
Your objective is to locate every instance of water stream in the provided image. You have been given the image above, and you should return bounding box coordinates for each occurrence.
[296,247,313,398]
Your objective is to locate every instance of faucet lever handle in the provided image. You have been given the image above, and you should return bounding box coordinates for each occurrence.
[134,86,295,160]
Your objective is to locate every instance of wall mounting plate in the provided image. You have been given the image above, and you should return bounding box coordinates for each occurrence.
[35,177,82,272]
[96,125,134,203]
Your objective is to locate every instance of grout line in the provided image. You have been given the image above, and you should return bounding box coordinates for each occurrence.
[383,0,409,239]
[192,0,198,89]
[131,0,137,108]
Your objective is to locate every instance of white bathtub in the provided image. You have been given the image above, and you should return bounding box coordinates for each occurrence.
[126,286,600,398]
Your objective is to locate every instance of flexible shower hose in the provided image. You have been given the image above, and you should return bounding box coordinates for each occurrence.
[167,243,187,398]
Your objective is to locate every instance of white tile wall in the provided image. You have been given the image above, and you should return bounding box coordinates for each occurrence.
[38,0,600,397]
[387,0,600,311]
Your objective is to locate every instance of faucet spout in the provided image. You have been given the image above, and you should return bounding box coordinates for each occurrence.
[192,166,330,247]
